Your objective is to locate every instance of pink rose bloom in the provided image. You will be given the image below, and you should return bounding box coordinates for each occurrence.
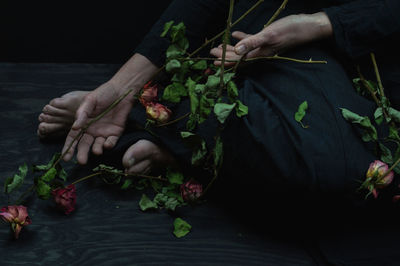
[52,184,76,215]
[145,102,172,124]
[366,160,394,188]
[365,160,394,199]
[180,179,203,203]
[0,205,32,239]
[139,81,158,106]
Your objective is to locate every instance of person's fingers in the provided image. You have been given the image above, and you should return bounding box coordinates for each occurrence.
[92,137,106,155]
[232,31,252,41]
[76,134,95,165]
[217,44,235,51]
[122,140,153,169]
[62,129,80,161]
[104,135,119,149]
[126,159,151,175]
[210,48,240,66]
[72,94,96,130]
[234,31,266,55]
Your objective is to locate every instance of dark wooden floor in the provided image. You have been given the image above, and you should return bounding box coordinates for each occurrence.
[1,63,400,265]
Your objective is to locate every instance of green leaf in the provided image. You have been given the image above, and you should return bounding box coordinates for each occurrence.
[36,180,51,200]
[165,197,180,211]
[139,194,158,211]
[389,124,400,141]
[295,101,309,128]
[235,100,248,117]
[4,163,28,194]
[166,44,184,59]
[388,107,400,123]
[180,132,208,165]
[206,75,220,90]
[166,169,184,185]
[170,22,186,43]
[374,107,384,125]
[340,108,378,142]
[227,80,238,101]
[173,217,191,238]
[379,142,393,164]
[121,179,133,190]
[162,82,187,103]
[223,73,235,84]
[33,153,61,172]
[161,20,174,38]
[58,168,68,182]
[40,167,57,182]
[199,95,214,123]
[214,103,236,124]
[166,59,182,73]
[214,136,223,168]
[153,193,169,206]
[187,78,199,115]
[191,60,207,70]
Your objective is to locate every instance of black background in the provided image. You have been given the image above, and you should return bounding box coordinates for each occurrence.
[1,1,172,63]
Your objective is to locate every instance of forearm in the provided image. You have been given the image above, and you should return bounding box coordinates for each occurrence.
[108,53,159,99]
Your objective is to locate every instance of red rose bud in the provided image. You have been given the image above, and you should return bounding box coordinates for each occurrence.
[180,179,203,203]
[0,205,32,239]
[139,81,158,106]
[52,184,76,215]
[145,102,172,123]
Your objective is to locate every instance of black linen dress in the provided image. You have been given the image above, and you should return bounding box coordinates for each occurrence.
[106,0,400,207]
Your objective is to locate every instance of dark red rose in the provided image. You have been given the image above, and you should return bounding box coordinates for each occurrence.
[0,205,32,239]
[52,184,76,215]
[180,180,203,203]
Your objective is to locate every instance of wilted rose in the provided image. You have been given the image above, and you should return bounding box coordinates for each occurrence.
[145,102,172,123]
[52,184,76,215]
[180,179,203,203]
[139,81,158,106]
[363,160,394,199]
[0,205,32,239]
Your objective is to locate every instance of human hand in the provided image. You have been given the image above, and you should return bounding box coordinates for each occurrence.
[62,81,134,164]
[210,12,332,65]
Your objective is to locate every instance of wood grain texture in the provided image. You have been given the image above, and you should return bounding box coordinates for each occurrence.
[1,63,399,266]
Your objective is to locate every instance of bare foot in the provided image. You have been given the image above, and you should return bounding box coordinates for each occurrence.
[122,139,176,175]
[37,91,89,139]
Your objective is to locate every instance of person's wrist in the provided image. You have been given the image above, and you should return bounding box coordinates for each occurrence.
[308,12,333,40]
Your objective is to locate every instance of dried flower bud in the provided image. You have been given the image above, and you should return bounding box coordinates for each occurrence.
[366,160,394,188]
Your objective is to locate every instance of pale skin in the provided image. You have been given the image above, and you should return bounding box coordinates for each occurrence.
[37,12,333,174]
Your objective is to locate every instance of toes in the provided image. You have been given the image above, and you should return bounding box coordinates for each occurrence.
[122,140,155,169]
[39,113,71,124]
[38,122,68,136]
[126,159,151,175]
[42,104,70,116]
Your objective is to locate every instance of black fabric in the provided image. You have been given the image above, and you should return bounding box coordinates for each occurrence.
[134,0,400,206]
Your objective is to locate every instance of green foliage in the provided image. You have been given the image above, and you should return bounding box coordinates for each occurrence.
[181,132,207,165]
[235,100,248,117]
[173,217,191,238]
[162,82,187,103]
[214,103,236,124]
[166,169,184,185]
[139,194,158,211]
[160,20,174,38]
[36,180,51,200]
[4,163,28,194]
[340,108,378,142]
[295,101,309,128]
[41,168,57,182]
